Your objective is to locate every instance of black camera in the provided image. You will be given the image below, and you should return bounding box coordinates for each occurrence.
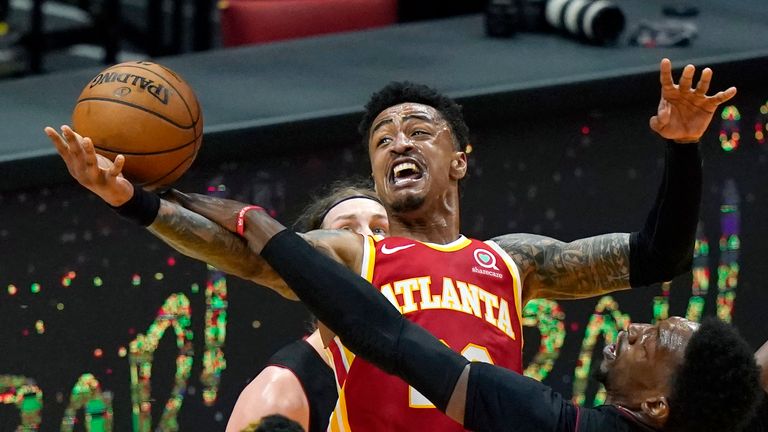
[485,0,625,45]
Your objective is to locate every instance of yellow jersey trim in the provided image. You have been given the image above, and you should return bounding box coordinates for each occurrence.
[361,235,376,281]
[484,240,524,345]
[421,235,472,252]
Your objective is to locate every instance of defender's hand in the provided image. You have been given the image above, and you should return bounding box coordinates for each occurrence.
[45,125,134,206]
[650,58,737,143]
[166,189,252,233]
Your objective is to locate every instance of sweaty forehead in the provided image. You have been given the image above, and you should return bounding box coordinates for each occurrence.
[372,103,444,127]
[659,318,697,353]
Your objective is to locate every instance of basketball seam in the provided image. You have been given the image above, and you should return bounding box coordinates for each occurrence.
[111,64,200,127]
[77,97,196,130]
[93,130,202,155]
[138,149,198,188]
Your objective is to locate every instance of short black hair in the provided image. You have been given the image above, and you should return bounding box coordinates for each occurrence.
[242,414,304,432]
[293,178,380,232]
[358,81,470,151]
[664,317,761,432]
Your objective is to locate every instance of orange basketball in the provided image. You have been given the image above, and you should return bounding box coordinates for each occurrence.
[72,61,203,190]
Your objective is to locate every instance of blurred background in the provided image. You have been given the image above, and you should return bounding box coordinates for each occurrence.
[1,0,767,430]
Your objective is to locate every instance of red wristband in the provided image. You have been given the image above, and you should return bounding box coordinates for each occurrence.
[236,205,264,237]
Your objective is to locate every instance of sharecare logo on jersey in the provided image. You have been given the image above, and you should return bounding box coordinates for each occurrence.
[473,248,503,279]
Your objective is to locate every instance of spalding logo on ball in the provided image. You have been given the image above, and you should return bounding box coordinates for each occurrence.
[72,61,203,190]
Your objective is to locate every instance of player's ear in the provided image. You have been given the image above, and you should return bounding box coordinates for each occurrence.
[449,151,467,180]
[640,396,670,424]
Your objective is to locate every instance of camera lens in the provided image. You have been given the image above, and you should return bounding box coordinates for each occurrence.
[545,0,625,44]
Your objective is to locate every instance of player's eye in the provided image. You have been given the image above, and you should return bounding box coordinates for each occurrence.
[372,227,387,235]
[377,136,392,147]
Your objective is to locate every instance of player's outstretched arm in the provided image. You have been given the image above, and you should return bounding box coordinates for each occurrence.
[45,125,296,299]
[492,232,631,303]
[166,189,366,276]
[495,59,735,302]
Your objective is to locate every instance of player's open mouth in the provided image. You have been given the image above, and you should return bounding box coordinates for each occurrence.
[603,343,617,361]
[389,159,424,187]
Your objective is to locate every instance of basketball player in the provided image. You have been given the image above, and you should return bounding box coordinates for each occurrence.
[224,218,764,432]
[46,58,736,430]
[227,183,387,432]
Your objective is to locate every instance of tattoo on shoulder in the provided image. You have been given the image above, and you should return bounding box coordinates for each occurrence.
[492,232,631,299]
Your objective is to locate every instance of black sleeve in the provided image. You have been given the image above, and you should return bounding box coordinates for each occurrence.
[266,340,337,432]
[630,142,702,287]
[465,363,631,432]
[260,230,469,412]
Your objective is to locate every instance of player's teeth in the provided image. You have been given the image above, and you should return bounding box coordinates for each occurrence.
[393,162,418,177]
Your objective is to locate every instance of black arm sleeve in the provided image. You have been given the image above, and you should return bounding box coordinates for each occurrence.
[630,142,702,287]
[261,230,469,412]
[465,363,632,432]
[110,184,160,226]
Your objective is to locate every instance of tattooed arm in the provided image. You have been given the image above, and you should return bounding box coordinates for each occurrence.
[148,199,298,299]
[157,190,366,300]
[44,125,363,300]
[492,233,630,304]
[491,59,741,303]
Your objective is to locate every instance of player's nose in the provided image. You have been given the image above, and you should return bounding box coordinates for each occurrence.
[390,132,414,154]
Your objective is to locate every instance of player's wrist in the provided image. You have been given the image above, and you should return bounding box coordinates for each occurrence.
[242,210,285,255]
[109,184,160,226]
[100,182,134,207]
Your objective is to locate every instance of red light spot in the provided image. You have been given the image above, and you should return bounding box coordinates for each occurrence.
[580,126,590,135]
[167,256,176,266]
[569,322,580,332]
[105,368,113,375]
[94,348,103,358]
[128,327,136,335]
[21,329,29,336]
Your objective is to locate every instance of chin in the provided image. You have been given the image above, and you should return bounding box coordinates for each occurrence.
[389,194,426,213]
[594,361,610,386]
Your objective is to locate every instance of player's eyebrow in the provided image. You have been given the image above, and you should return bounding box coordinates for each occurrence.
[371,118,393,135]
[371,113,436,135]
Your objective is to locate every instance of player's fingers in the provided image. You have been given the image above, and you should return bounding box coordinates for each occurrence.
[45,126,71,155]
[694,68,712,95]
[109,154,125,177]
[710,87,738,105]
[659,58,674,90]
[649,116,661,132]
[61,125,84,156]
[82,137,98,167]
[678,64,695,93]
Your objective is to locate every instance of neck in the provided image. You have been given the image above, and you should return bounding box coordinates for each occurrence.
[387,189,461,244]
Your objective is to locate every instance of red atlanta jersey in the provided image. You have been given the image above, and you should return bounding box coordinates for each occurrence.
[326,235,524,432]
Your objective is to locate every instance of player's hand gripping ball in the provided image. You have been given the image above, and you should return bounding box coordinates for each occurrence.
[72,61,203,190]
